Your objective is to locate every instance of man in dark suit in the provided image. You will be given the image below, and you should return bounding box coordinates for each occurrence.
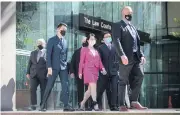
[112,6,147,111]
[97,32,119,111]
[26,39,47,111]
[40,23,74,111]
[70,37,86,106]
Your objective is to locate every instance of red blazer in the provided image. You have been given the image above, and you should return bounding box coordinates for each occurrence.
[78,47,104,83]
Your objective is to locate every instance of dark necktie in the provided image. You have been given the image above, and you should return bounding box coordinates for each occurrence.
[37,50,42,62]
[128,24,137,52]
[59,38,63,49]
[108,44,111,50]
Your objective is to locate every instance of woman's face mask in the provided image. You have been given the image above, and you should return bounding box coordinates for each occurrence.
[88,37,96,47]
[89,40,96,46]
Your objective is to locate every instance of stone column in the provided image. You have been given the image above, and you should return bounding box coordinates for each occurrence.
[1,2,16,111]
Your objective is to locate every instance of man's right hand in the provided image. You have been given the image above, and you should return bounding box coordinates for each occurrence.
[121,55,128,65]
[70,73,75,78]
[26,74,30,79]
[48,68,52,76]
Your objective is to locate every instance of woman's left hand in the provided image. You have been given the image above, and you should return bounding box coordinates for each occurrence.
[79,74,82,79]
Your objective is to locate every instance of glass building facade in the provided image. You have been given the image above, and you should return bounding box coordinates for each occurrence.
[16,2,180,110]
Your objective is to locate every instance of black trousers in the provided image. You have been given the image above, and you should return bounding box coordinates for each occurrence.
[97,74,118,109]
[30,75,47,106]
[41,69,69,109]
[75,75,84,105]
[118,53,144,106]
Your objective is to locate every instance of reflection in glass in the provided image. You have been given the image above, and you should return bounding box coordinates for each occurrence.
[16,2,47,51]
[79,2,94,16]
[16,55,29,90]
[94,2,112,22]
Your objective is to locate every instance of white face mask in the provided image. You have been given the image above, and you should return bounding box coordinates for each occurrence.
[89,40,96,47]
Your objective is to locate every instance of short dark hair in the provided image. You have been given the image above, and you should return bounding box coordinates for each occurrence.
[57,22,67,28]
[103,31,111,37]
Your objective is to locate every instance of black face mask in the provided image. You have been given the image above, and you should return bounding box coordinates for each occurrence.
[38,45,43,50]
[125,14,132,21]
[60,30,66,36]
[82,43,86,47]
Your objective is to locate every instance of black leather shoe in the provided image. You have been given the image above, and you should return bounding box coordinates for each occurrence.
[63,105,75,111]
[39,108,47,112]
[85,108,92,111]
[28,106,36,111]
[27,105,36,111]
[110,107,119,111]
[39,104,47,112]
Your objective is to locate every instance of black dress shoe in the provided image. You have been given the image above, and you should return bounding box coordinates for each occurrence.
[39,106,47,111]
[110,107,119,111]
[85,108,93,111]
[63,106,75,111]
[28,107,36,111]
[39,108,47,112]
[28,105,36,111]
[39,103,47,112]
[76,108,85,111]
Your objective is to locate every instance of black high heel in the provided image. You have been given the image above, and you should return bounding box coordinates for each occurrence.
[78,102,85,111]
[92,101,100,111]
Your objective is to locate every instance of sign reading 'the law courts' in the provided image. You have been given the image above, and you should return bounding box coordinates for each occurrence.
[79,13,112,32]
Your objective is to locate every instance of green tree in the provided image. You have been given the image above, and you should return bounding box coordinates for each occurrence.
[16,2,37,49]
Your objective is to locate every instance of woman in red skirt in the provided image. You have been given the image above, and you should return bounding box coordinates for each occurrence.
[78,33,107,111]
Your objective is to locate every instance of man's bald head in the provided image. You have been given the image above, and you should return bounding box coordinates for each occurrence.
[121,6,133,21]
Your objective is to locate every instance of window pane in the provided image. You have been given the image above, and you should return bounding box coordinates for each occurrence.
[54,2,72,28]
[16,55,29,90]
[79,2,94,16]
[16,2,47,51]
[94,2,112,22]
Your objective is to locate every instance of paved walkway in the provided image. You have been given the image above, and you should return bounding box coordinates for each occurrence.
[1,109,180,114]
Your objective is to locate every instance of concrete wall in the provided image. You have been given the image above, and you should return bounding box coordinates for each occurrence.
[1,2,16,111]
